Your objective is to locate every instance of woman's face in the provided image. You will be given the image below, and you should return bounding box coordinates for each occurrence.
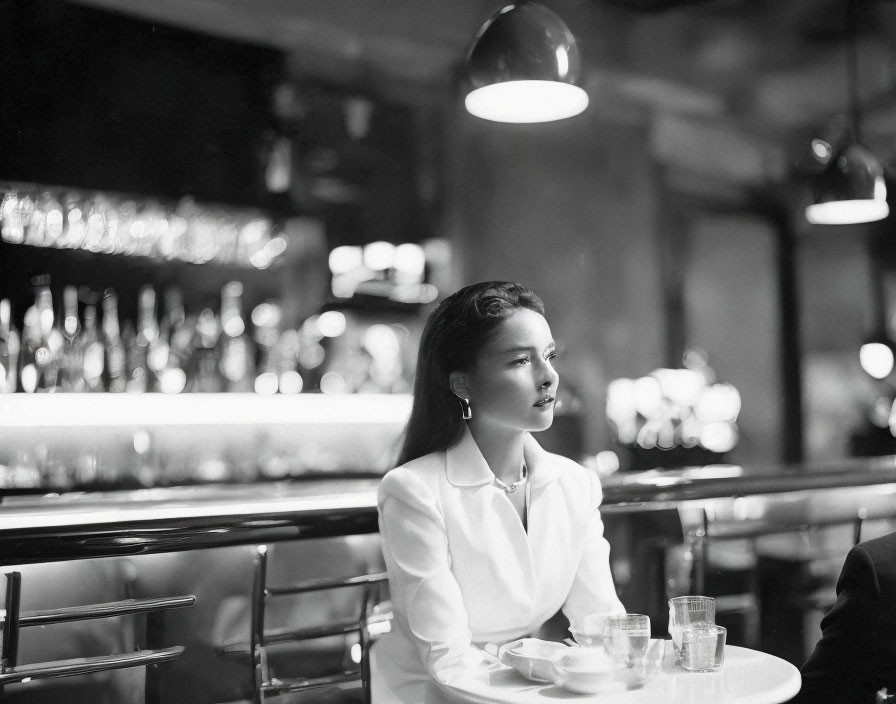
[459,307,560,434]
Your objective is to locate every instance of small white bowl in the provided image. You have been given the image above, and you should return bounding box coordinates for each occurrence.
[499,638,569,682]
[551,649,616,694]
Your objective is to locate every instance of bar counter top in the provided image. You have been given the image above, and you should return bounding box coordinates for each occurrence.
[3,453,896,565]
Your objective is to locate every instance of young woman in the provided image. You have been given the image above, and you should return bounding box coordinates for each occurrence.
[372,281,624,703]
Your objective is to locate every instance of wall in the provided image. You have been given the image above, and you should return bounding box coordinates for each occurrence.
[444,109,665,455]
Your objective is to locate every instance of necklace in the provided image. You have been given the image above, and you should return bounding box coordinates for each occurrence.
[493,463,527,494]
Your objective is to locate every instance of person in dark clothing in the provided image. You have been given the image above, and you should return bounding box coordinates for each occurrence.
[789,531,896,703]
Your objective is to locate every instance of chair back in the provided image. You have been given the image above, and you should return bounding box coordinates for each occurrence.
[0,570,195,704]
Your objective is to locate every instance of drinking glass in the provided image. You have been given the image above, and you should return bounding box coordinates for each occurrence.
[569,612,613,649]
[603,613,650,669]
[680,624,726,672]
[668,596,715,659]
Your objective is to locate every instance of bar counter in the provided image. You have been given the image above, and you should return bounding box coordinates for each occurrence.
[3,454,896,565]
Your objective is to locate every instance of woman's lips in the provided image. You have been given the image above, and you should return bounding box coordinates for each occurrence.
[533,397,555,408]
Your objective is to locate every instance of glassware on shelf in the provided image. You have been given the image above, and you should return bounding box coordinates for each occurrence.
[2,183,296,269]
[1,191,26,244]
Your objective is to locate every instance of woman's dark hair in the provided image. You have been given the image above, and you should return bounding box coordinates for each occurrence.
[396,281,545,466]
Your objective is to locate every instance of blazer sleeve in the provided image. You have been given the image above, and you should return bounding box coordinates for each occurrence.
[378,467,485,686]
[561,468,625,625]
[790,544,886,704]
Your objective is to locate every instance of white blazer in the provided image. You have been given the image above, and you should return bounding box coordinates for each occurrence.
[372,427,624,703]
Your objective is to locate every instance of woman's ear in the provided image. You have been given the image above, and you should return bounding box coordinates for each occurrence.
[448,371,470,400]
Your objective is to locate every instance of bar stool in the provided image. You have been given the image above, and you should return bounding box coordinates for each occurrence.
[0,570,195,703]
[217,545,391,704]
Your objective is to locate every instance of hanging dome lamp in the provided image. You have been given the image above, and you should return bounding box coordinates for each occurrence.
[805,0,889,225]
[464,2,589,123]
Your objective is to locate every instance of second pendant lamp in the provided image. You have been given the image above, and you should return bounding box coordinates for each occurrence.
[805,0,889,225]
[464,2,589,123]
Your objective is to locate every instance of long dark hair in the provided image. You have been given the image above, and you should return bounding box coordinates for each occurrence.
[396,281,545,466]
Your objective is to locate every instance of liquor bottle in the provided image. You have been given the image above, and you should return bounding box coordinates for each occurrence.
[0,298,20,393]
[79,302,105,392]
[124,285,160,393]
[157,286,191,394]
[217,281,255,392]
[137,285,166,391]
[124,317,146,394]
[59,285,85,392]
[191,307,223,392]
[19,278,62,392]
[102,290,127,393]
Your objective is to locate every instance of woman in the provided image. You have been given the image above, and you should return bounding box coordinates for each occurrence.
[372,281,624,703]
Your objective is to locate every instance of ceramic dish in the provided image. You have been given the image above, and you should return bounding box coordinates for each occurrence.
[499,638,569,682]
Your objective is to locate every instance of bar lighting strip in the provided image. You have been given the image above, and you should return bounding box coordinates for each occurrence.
[0,393,413,428]
[0,491,379,531]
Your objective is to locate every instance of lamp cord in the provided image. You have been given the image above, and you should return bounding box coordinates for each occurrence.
[846,0,863,144]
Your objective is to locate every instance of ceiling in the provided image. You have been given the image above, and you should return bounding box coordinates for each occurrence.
[69,0,896,177]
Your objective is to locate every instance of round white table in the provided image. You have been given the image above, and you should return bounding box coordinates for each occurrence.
[441,645,801,704]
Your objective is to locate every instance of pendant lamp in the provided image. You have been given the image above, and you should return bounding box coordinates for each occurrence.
[805,0,889,225]
[464,2,589,123]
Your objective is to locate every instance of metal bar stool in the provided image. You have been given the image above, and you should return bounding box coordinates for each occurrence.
[217,545,391,704]
[0,570,195,703]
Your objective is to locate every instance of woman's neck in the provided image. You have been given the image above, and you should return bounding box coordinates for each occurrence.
[467,423,526,484]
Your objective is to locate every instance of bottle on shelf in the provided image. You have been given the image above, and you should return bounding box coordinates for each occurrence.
[0,298,20,393]
[157,286,191,394]
[102,289,127,393]
[80,298,105,392]
[59,285,85,392]
[191,307,224,393]
[217,281,255,392]
[125,285,161,393]
[19,277,62,392]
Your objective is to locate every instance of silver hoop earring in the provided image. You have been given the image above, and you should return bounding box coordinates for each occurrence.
[458,397,472,420]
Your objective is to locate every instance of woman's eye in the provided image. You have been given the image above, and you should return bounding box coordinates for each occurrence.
[510,357,529,367]
[547,352,558,362]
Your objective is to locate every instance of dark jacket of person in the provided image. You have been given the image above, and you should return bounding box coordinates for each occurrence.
[790,531,896,703]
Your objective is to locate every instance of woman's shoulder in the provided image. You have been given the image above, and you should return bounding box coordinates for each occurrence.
[377,451,445,503]
[538,448,603,501]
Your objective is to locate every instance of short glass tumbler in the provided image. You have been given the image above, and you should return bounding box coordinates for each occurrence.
[604,613,651,669]
[668,596,715,659]
[680,624,726,672]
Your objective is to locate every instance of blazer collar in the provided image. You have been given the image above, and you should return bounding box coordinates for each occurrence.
[445,426,561,489]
